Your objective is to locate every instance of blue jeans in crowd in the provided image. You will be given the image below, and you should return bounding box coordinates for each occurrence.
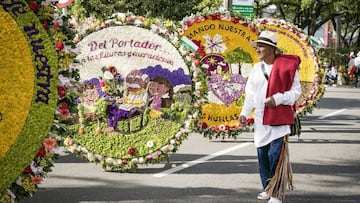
[256,136,285,190]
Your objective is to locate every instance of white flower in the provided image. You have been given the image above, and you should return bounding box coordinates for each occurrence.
[134,19,143,26]
[138,157,144,164]
[116,159,123,165]
[168,144,175,151]
[161,145,168,152]
[105,157,114,164]
[30,161,43,175]
[146,140,154,148]
[113,160,119,166]
[131,158,139,164]
[50,146,68,156]
[87,152,95,162]
[80,147,89,154]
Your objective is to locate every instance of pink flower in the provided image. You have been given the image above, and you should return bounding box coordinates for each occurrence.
[43,138,56,150]
[31,176,43,185]
[219,124,226,131]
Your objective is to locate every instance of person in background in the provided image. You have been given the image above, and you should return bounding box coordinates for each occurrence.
[348,52,357,84]
[354,51,360,88]
[330,66,338,87]
[239,31,302,203]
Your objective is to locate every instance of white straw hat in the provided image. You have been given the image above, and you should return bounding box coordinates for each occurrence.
[251,31,282,53]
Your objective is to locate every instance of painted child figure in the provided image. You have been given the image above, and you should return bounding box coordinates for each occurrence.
[148,77,174,132]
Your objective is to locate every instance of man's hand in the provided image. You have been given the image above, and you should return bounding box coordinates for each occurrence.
[239,115,247,125]
[264,96,276,108]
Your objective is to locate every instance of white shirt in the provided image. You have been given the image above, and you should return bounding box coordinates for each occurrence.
[348,58,355,67]
[240,62,302,148]
[355,56,360,67]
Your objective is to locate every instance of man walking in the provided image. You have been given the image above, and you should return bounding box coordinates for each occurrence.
[239,31,302,203]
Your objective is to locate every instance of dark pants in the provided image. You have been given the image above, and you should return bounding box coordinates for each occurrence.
[354,70,360,88]
[257,137,285,189]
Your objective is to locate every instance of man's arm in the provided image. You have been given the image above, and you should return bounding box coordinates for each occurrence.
[267,70,302,106]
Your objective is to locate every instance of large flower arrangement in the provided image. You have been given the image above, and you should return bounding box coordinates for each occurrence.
[178,12,325,140]
[177,11,259,139]
[58,14,198,172]
[0,0,66,202]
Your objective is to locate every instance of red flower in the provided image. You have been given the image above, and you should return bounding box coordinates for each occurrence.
[56,41,65,51]
[24,167,32,174]
[194,18,201,23]
[37,147,46,158]
[58,86,67,99]
[28,2,38,12]
[197,121,208,129]
[43,21,49,30]
[246,118,254,125]
[122,159,128,164]
[211,13,221,20]
[232,17,240,24]
[127,147,136,155]
[186,20,194,26]
[59,102,70,118]
[54,21,61,30]
[192,40,206,57]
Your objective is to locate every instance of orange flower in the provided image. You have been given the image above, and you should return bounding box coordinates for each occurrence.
[43,138,56,150]
[31,175,43,185]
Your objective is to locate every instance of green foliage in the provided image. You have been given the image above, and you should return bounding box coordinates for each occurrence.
[94,98,108,119]
[69,0,222,21]
[70,0,125,20]
[256,0,360,48]
[161,102,191,123]
[224,47,253,64]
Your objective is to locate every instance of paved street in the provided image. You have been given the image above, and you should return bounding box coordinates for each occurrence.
[22,85,360,203]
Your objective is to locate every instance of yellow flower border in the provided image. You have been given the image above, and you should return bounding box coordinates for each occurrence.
[0,0,58,198]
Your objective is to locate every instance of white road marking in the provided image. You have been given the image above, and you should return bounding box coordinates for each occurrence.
[153,142,252,178]
[318,109,347,119]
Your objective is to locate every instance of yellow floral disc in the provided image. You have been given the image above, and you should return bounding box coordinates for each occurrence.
[0,7,34,158]
[0,2,58,194]
[181,14,259,131]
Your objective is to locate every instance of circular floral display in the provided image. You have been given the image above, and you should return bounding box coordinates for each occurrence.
[62,15,195,171]
[0,1,57,202]
[256,18,325,114]
[178,12,259,139]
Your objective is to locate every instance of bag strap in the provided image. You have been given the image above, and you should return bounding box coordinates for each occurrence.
[261,63,269,80]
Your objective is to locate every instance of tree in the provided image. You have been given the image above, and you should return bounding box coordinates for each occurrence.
[70,0,223,21]
[255,0,360,48]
